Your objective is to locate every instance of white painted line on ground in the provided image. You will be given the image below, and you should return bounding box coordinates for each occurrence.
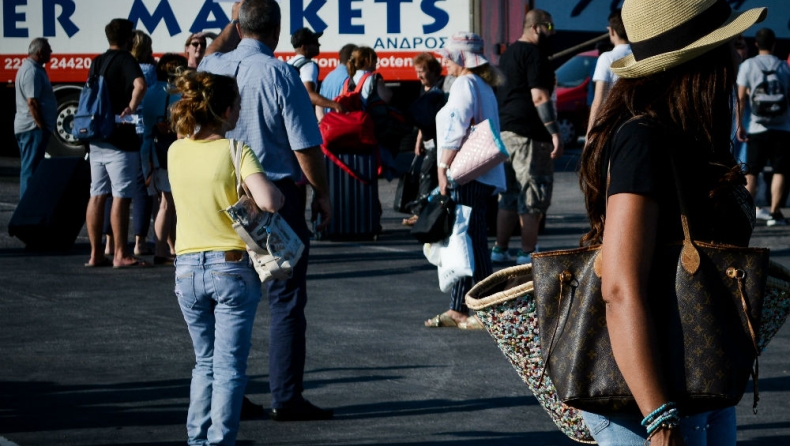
[0,437,22,446]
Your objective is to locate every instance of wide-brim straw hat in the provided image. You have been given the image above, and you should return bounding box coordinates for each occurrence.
[611,0,767,78]
[438,32,489,68]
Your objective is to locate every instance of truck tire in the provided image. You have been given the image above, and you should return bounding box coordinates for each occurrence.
[48,92,86,157]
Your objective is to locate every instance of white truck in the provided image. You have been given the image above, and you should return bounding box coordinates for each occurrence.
[1,0,787,156]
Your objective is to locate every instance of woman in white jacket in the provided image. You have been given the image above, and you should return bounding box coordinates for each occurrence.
[424,32,506,330]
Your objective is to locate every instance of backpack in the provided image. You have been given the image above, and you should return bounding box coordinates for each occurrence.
[750,59,789,124]
[290,56,312,75]
[318,72,377,152]
[72,52,119,141]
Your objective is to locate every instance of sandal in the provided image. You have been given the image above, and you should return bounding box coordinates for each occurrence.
[84,257,113,268]
[424,313,458,328]
[458,315,485,330]
[402,215,419,226]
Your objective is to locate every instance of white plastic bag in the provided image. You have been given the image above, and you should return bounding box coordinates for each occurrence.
[422,204,474,292]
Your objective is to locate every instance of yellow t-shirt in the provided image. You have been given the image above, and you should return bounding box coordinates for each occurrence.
[168,138,264,255]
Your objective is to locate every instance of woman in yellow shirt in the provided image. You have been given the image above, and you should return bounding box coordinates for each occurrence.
[168,70,283,446]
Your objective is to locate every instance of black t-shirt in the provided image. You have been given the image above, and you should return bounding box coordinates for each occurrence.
[603,118,754,246]
[496,41,554,141]
[92,50,143,151]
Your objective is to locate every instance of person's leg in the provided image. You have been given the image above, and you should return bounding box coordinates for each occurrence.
[15,128,46,199]
[111,198,133,264]
[105,148,142,266]
[133,172,153,255]
[206,253,261,445]
[86,146,113,266]
[154,191,175,258]
[697,407,736,446]
[266,180,310,409]
[767,130,790,220]
[581,411,645,446]
[494,132,524,251]
[175,252,214,446]
[103,198,113,248]
[448,182,495,319]
[769,173,785,215]
[86,195,109,265]
[519,138,554,255]
[745,133,768,202]
[519,213,541,253]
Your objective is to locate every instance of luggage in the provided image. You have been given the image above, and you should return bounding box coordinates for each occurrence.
[9,156,91,250]
[317,152,381,240]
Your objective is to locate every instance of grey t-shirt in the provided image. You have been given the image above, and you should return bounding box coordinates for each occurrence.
[14,58,57,134]
[736,54,790,134]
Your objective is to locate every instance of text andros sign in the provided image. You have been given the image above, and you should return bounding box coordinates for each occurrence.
[0,0,470,83]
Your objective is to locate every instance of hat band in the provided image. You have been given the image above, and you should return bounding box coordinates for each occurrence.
[630,0,731,62]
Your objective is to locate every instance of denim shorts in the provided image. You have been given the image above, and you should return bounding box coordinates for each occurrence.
[89,142,140,198]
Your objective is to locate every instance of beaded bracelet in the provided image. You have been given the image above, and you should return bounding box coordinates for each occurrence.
[641,402,677,426]
[646,408,680,436]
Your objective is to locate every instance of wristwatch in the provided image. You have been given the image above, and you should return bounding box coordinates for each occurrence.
[438,162,450,170]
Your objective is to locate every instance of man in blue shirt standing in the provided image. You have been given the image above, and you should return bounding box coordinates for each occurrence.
[317,43,358,118]
[200,0,333,421]
[14,37,57,198]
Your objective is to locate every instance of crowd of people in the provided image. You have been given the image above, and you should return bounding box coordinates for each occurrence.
[11,0,789,445]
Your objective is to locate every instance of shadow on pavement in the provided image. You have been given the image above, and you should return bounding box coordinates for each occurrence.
[0,379,188,433]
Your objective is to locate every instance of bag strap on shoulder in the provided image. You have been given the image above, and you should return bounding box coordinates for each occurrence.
[92,51,120,79]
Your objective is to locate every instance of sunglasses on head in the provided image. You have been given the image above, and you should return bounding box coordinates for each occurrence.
[539,22,554,31]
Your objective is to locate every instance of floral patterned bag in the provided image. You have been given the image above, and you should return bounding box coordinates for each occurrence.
[465,264,595,444]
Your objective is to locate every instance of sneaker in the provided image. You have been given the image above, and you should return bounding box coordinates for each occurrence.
[756,207,772,220]
[491,246,513,263]
[516,250,533,265]
[767,211,788,227]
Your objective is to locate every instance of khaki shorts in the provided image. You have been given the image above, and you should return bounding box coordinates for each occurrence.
[498,131,554,215]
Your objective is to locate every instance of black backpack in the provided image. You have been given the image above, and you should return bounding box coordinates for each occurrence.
[750,60,788,124]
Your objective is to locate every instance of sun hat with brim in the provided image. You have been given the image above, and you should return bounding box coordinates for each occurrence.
[438,32,489,68]
[611,0,766,79]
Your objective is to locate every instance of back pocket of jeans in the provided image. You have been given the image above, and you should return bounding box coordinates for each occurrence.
[175,272,196,309]
[211,271,248,307]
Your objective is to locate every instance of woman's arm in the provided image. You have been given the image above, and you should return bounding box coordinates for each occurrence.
[602,193,684,446]
[244,172,285,213]
[601,193,683,445]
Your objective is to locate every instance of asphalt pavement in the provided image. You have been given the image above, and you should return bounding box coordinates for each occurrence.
[0,151,788,446]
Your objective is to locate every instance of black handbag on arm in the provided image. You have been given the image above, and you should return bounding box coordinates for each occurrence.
[531,158,769,414]
[410,194,456,243]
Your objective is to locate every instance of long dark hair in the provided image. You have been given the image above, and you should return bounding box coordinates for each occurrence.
[579,44,743,246]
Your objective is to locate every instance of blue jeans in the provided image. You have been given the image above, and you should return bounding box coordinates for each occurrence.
[15,127,49,199]
[582,407,736,446]
[175,251,262,446]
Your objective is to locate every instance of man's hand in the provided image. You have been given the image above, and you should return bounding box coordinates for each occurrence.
[232,0,244,20]
[119,106,134,118]
[550,133,564,159]
[311,193,332,231]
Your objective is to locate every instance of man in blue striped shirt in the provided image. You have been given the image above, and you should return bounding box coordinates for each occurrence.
[200,0,333,422]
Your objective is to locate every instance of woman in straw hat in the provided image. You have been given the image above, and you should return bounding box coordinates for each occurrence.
[423,32,506,329]
[579,0,766,445]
